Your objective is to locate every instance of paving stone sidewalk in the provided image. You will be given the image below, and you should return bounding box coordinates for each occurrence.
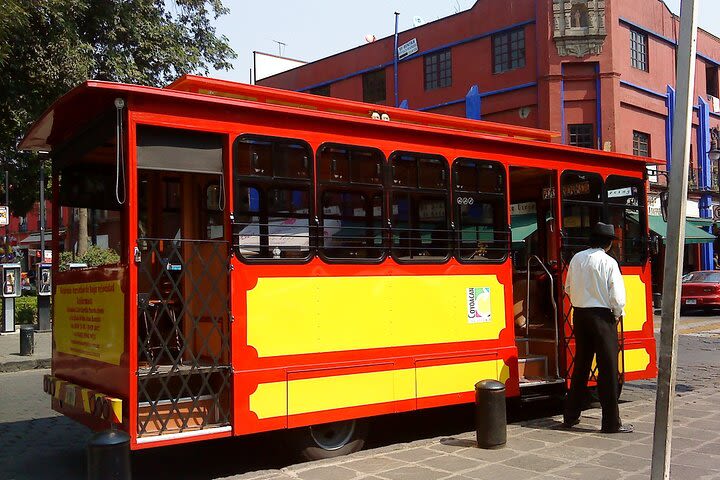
[221,383,720,480]
[0,329,51,372]
[2,317,718,479]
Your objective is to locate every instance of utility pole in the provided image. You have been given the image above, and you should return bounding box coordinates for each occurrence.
[650,1,698,479]
[37,155,50,331]
[393,12,400,108]
[1,169,13,333]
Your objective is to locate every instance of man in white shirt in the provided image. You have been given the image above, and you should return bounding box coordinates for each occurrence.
[562,222,633,433]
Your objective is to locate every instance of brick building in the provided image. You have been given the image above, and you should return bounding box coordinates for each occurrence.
[259,0,720,287]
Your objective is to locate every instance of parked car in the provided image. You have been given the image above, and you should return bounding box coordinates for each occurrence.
[680,270,720,312]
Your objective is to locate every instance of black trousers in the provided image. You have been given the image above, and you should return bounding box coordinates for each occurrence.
[563,307,621,431]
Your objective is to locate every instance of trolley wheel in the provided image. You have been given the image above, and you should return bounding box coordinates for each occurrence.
[290,419,369,461]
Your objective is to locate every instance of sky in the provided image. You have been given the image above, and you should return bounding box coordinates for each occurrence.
[209,0,720,84]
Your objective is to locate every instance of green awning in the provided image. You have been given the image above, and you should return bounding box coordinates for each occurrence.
[511,214,539,245]
[648,215,716,244]
[686,217,715,227]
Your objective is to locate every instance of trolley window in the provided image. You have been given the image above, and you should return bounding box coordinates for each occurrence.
[318,144,385,261]
[561,171,604,260]
[605,176,646,265]
[390,152,450,262]
[56,117,125,268]
[453,159,508,262]
[233,135,313,262]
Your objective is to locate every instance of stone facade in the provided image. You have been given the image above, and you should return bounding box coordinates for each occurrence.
[552,0,607,57]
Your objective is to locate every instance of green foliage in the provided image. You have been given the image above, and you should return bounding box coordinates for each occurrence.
[59,245,121,271]
[14,296,38,325]
[0,0,235,216]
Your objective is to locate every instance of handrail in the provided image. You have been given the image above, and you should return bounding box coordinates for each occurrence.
[525,255,561,379]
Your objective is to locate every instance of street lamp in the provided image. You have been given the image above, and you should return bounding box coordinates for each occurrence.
[709,127,720,193]
[709,127,720,162]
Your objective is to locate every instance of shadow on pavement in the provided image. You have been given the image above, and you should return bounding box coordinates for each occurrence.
[1,398,569,480]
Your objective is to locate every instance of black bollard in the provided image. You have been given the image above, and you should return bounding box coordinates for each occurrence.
[652,293,662,310]
[87,430,131,480]
[474,379,507,449]
[19,325,35,356]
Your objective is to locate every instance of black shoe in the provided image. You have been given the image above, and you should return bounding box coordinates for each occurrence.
[601,424,634,433]
[561,418,580,429]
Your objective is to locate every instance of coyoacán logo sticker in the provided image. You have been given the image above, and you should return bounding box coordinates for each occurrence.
[467,287,492,323]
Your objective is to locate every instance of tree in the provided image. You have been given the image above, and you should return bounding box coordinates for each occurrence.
[0,0,235,217]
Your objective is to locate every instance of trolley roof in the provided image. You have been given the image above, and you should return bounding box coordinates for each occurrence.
[19,75,662,168]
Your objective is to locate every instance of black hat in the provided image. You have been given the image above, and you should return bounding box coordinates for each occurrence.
[591,222,617,240]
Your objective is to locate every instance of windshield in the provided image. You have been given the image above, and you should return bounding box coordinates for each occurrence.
[682,271,720,283]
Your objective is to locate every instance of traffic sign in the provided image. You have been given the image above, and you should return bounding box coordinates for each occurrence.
[0,206,7,226]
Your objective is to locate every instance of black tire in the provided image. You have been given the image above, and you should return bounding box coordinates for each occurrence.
[290,419,369,461]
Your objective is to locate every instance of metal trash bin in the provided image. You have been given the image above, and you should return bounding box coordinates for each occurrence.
[19,325,35,356]
[474,379,507,449]
[87,430,131,480]
[653,293,662,310]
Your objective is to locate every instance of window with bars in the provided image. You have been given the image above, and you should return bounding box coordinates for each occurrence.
[630,30,648,71]
[233,135,314,262]
[424,49,452,90]
[606,176,646,266]
[493,27,525,74]
[633,131,650,157]
[560,171,604,261]
[453,159,508,262]
[317,144,385,261]
[363,69,386,104]
[390,152,450,262]
[568,124,594,149]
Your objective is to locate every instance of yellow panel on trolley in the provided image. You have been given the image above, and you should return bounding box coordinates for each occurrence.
[416,359,509,398]
[248,359,508,420]
[589,348,651,375]
[288,369,414,416]
[622,348,651,374]
[247,275,507,358]
[622,275,648,332]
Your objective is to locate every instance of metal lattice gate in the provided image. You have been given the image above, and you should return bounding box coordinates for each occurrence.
[561,269,626,388]
[136,238,232,438]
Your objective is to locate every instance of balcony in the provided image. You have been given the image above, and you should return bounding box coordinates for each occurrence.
[688,166,720,193]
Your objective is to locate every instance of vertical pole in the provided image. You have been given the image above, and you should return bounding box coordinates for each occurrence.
[3,297,14,333]
[2,170,11,333]
[393,12,400,108]
[595,63,602,149]
[4,170,8,238]
[37,155,50,331]
[253,51,257,85]
[650,2,698,479]
[39,156,45,266]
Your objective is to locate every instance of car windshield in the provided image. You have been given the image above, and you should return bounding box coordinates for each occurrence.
[682,271,720,283]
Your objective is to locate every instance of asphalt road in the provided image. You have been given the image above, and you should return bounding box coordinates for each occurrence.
[0,313,717,480]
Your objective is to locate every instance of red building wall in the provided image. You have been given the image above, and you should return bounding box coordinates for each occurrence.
[258,0,720,276]
[5,201,54,242]
[259,0,720,164]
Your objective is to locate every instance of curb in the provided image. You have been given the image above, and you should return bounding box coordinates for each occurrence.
[0,358,51,373]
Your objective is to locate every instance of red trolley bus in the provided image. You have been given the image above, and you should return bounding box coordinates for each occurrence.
[20,76,657,458]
